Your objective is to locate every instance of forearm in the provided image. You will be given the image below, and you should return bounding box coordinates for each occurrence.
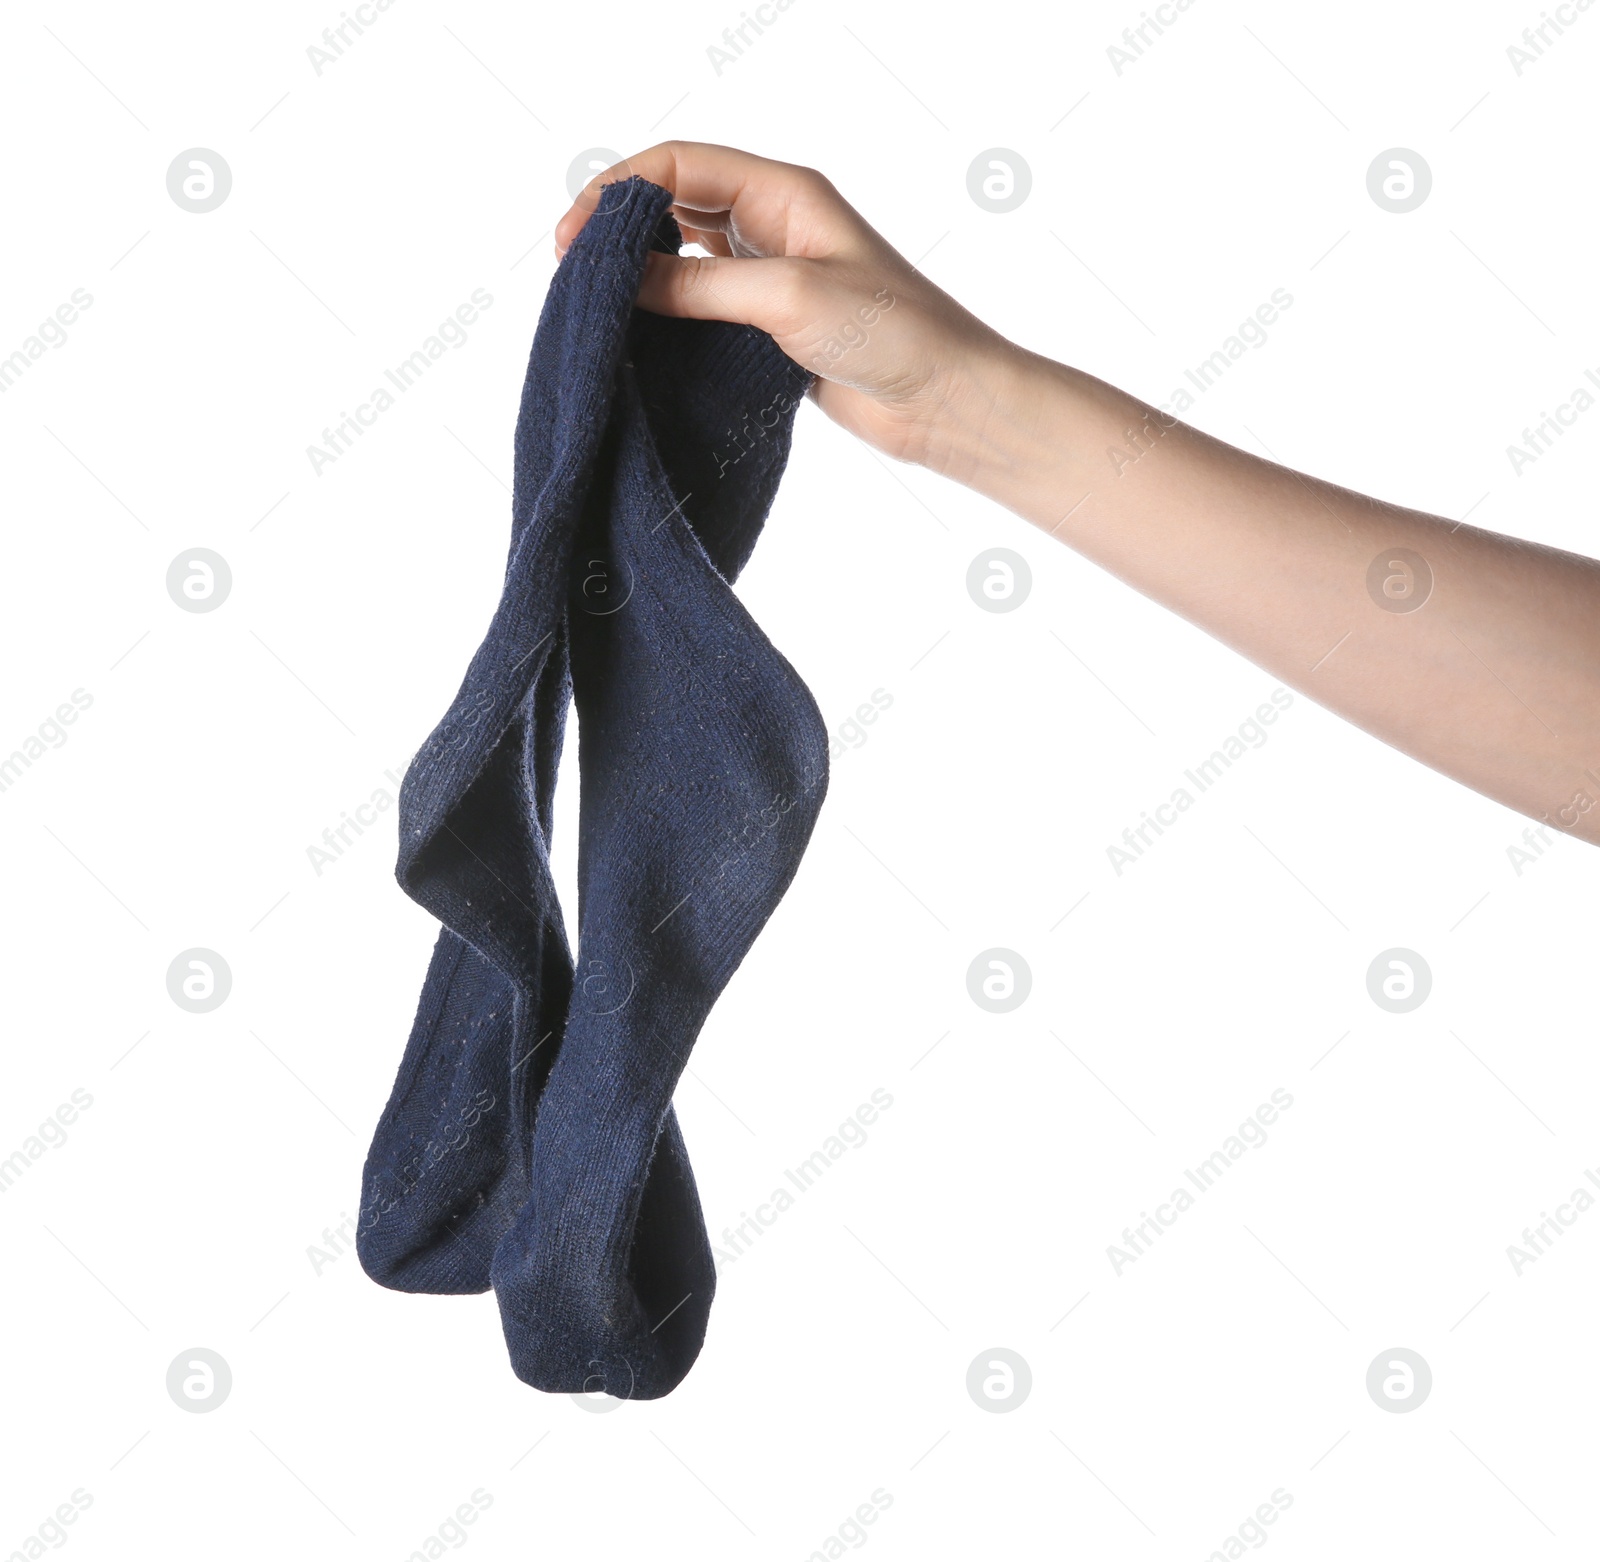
[941,343,1600,844]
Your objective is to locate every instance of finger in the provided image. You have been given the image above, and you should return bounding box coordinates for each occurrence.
[554,141,829,256]
[555,143,756,245]
[556,189,737,261]
[634,252,809,337]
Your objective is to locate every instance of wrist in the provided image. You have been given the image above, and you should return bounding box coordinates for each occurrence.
[927,339,1092,528]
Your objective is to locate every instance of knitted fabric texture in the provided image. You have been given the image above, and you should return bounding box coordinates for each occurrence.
[357,175,827,1400]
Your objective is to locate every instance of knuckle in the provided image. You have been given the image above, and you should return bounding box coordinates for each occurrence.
[677,254,728,308]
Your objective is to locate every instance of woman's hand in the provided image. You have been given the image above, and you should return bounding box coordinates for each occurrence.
[554,141,1025,482]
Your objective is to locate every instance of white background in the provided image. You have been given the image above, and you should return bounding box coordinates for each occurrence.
[2,0,1597,1557]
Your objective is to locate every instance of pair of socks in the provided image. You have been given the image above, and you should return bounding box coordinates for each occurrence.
[357,176,827,1400]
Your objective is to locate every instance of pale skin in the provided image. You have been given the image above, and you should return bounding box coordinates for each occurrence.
[555,141,1600,847]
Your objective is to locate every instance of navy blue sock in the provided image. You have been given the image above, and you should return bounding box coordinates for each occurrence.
[359,177,826,1398]
[356,643,570,1294]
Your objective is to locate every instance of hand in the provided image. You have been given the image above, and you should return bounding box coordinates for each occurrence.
[554,141,1024,479]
